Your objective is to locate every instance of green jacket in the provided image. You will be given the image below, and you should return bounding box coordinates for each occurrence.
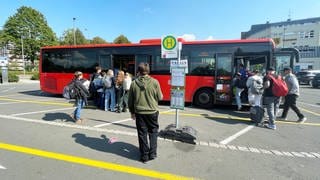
[128,75,163,114]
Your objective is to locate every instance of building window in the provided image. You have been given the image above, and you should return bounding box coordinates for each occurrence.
[310,30,314,38]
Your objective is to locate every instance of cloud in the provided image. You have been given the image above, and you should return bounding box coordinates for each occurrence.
[206,35,214,40]
[179,34,196,41]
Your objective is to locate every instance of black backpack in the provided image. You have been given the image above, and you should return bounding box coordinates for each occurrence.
[63,81,78,99]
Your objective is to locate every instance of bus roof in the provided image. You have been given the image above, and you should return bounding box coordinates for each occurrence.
[41,38,275,50]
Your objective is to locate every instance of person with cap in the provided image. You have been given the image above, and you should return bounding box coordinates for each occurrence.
[279,67,307,123]
[71,71,90,124]
[262,67,280,130]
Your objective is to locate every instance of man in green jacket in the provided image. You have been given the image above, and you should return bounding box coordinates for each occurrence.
[128,63,163,163]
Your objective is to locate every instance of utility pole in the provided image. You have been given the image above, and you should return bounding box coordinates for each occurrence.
[73,17,76,45]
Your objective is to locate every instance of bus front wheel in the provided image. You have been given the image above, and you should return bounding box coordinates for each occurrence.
[194,88,214,108]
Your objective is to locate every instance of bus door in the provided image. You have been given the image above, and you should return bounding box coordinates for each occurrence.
[214,53,233,104]
[113,55,135,75]
[273,48,299,75]
[99,54,112,70]
[135,54,151,75]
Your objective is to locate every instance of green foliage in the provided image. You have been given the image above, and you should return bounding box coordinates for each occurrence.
[1,6,58,63]
[91,36,108,44]
[60,28,87,45]
[30,71,39,80]
[8,72,19,82]
[113,34,131,44]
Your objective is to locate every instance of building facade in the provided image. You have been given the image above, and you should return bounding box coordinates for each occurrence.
[241,17,320,71]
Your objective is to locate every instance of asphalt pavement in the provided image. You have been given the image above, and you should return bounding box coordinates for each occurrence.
[0,82,319,180]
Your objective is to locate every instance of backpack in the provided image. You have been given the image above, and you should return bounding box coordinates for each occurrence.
[63,81,78,99]
[268,75,288,97]
[237,78,247,89]
[102,76,112,88]
[251,79,264,95]
[250,106,265,125]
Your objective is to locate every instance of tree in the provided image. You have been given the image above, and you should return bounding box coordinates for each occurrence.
[273,38,280,46]
[113,34,131,44]
[2,6,58,63]
[60,28,87,45]
[91,36,108,44]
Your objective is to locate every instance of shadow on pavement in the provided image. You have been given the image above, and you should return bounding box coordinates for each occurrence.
[19,90,61,97]
[42,112,74,122]
[72,133,139,161]
[200,111,252,125]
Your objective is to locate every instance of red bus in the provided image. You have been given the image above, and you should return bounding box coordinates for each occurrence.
[40,38,299,108]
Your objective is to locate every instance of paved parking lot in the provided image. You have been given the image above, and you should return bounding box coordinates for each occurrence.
[0,82,320,179]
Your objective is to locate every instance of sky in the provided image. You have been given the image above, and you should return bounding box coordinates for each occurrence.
[1,0,320,43]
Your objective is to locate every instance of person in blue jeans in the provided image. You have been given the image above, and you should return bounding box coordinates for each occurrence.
[262,67,280,130]
[72,71,90,124]
[104,69,116,112]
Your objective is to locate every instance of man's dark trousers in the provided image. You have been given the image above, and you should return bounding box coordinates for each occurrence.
[135,111,159,161]
[281,94,304,119]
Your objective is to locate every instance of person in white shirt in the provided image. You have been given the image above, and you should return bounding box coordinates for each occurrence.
[121,72,132,112]
[246,70,263,106]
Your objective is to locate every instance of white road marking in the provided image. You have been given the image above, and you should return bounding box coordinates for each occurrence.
[0,87,16,93]
[299,101,320,108]
[94,118,133,128]
[93,109,176,128]
[219,125,255,145]
[0,164,6,169]
[10,107,75,116]
[0,113,319,160]
[0,102,21,105]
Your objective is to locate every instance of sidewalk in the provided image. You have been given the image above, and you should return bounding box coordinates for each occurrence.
[18,75,39,83]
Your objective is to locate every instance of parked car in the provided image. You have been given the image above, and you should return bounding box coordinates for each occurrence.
[296,70,320,85]
[311,73,320,88]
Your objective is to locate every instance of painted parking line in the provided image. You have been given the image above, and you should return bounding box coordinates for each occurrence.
[161,112,320,127]
[10,107,75,116]
[0,163,6,170]
[94,118,132,128]
[0,96,72,107]
[300,107,320,116]
[0,102,22,105]
[219,125,255,145]
[1,113,319,160]
[0,142,195,180]
[0,87,16,93]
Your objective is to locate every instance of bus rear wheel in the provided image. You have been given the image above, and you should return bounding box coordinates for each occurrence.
[194,88,214,108]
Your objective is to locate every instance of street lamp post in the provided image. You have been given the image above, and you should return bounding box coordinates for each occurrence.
[21,35,25,75]
[73,17,76,45]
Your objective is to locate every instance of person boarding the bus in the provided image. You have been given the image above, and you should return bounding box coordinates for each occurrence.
[279,67,307,123]
[103,69,116,112]
[262,67,280,130]
[246,70,263,106]
[234,72,246,110]
[71,71,90,124]
[128,63,163,163]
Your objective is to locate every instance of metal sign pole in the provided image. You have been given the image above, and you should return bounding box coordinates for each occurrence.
[175,42,182,129]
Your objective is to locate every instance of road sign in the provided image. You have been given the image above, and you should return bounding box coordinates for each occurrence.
[161,35,178,59]
[170,59,188,73]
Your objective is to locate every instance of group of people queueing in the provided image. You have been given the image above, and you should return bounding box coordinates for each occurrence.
[233,65,306,130]
[90,66,132,113]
